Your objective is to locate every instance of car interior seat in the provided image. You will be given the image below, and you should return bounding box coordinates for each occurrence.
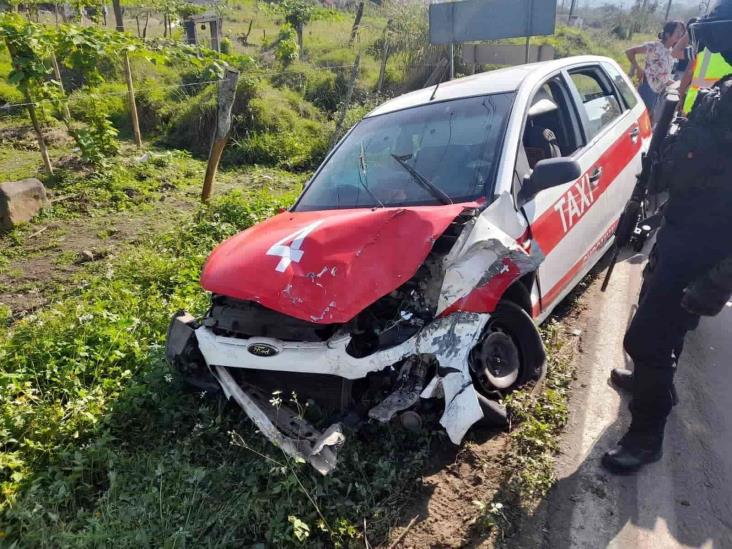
[524,124,561,169]
[523,89,562,168]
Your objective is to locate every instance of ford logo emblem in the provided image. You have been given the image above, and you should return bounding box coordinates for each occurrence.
[247,343,279,357]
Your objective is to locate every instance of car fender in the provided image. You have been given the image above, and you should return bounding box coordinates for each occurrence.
[437,192,544,316]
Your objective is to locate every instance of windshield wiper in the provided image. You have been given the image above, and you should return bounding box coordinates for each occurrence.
[390,154,453,205]
[357,142,384,208]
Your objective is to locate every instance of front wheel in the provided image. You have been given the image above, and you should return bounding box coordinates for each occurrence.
[469,300,546,397]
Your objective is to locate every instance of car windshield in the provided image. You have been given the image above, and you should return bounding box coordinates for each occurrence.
[294,93,515,211]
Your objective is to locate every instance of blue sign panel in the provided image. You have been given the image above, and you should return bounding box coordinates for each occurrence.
[429,0,558,45]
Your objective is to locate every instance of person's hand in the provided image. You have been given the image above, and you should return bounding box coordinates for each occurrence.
[681,278,732,316]
[630,65,643,86]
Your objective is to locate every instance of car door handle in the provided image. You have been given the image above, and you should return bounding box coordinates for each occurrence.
[589,167,603,186]
[629,126,640,143]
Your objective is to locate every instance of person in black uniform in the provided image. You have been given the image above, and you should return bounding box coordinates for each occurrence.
[602,0,732,474]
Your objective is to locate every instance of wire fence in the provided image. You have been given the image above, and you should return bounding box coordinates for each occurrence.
[0,60,446,114]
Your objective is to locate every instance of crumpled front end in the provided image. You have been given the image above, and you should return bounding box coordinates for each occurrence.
[166,195,545,474]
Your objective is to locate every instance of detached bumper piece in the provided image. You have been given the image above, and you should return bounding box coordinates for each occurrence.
[212,366,345,475]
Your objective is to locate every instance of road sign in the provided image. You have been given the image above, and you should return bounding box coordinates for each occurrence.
[429,0,557,45]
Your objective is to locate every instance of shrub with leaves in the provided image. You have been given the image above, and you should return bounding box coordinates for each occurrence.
[275,24,299,66]
[70,111,120,166]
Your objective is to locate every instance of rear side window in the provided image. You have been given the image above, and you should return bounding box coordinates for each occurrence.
[603,62,639,109]
[569,70,623,140]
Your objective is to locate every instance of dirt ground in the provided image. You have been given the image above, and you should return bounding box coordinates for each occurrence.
[386,431,509,548]
[0,194,195,318]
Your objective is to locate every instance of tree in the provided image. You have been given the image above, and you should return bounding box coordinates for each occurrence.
[276,0,318,60]
[112,0,125,31]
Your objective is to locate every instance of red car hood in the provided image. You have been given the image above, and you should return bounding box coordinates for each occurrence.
[200,205,467,324]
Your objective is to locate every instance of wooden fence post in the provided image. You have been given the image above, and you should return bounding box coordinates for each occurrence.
[123,51,143,148]
[349,1,365,46]
[377,20,392,94]
[331,53,360,150]
[202,69,239,202]
[23,88,54,175]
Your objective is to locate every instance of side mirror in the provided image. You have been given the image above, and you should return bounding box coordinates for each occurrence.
[518,157,582,205]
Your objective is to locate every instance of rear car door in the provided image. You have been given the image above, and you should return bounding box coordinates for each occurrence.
[563,64,650,269]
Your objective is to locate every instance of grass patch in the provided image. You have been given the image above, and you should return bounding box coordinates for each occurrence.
[0,187,430,547]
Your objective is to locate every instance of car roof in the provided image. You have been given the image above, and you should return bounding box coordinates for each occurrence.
[366,55,614,117]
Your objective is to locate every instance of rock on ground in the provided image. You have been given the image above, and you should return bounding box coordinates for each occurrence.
[0,178,49,233]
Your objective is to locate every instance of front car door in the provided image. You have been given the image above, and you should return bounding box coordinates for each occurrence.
[517,62,650,321]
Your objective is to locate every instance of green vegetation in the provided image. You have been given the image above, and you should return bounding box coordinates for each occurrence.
[0,180,431,546]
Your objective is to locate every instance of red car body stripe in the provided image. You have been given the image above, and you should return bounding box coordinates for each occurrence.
[540,218,620,312]
[531,118,646,258]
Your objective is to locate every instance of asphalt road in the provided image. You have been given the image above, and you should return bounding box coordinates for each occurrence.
[513,252,732,549]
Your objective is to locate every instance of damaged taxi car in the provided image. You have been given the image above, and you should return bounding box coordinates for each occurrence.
[166,56,650,474]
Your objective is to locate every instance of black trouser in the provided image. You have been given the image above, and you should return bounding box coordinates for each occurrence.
[622,223,713,435]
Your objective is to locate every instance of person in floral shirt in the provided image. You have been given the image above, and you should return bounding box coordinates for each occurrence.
[626,21,687,122]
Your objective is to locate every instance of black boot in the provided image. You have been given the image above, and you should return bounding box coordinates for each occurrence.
[610,368,634,392]
[601,431,663,474]
[609,368,679,405]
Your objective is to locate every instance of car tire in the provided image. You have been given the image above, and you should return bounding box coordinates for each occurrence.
[470,300,546,397]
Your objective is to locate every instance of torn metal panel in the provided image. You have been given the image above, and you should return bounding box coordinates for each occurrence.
[201,312,492,466]
[368,356,428,422]
[437,193,544,315]
[415,312,490,443]
[213,366,343,475]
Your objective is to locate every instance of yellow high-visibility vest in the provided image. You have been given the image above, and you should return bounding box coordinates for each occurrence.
[684,50,732,112]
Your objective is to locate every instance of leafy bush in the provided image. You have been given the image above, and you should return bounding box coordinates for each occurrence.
[220,36,233,55]
[166,78,328,170]
[230,84,329,170]
[134,79,177,135]
[275,24,299,66]
[164,77,259,156]
[68,82,127,127]
[272,61,343,112]
[70,112,120,166]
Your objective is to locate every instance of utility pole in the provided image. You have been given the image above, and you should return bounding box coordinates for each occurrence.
[664,0,673,21]
[449,43,454,80]
[568,0,578,23]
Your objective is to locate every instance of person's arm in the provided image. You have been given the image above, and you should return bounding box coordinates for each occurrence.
[677,60,695,112]
[626,44,646,83]
[671,33,689,60]
[681,256,732,316]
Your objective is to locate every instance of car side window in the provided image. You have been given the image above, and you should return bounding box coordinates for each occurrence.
[569,69,623,141]
[602,62,639,110]
[515,76,583,193]
[520,78,581,172]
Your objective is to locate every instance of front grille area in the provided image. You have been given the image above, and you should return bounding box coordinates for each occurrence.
[207,296,340,342]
